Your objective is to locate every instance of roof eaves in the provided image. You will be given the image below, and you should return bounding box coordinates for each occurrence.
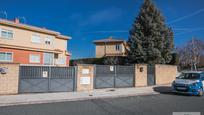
[56,34,72,40]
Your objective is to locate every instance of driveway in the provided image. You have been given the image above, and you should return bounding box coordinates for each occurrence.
[0,87,203,115]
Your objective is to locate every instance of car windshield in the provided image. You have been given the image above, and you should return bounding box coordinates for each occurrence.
[178,73,201,80]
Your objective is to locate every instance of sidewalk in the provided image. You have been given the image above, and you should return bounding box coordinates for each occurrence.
[0,86,162,107]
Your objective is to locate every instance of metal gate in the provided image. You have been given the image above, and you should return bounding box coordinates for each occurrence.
[19,66,76,93]
[147,65,155,86]
[94,65,134,89]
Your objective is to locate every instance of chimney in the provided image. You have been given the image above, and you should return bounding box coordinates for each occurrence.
[14,18,20,24]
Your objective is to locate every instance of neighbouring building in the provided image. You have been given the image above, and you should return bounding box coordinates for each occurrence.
[93,37,127,58]
[0,18,71,66]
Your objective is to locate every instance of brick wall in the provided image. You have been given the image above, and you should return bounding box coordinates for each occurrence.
[0,48,43,65]
[76,65,94,91]
[155,64,177,85]
[0,47,70,66]
[135,64,147,87]
[0,63,177,95]
[0,63,19,95]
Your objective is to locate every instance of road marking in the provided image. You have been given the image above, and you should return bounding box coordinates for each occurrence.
[173,112,201,115]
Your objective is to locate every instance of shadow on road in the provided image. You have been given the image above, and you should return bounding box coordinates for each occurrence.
[153,86,189,96]
[153,86,173,95]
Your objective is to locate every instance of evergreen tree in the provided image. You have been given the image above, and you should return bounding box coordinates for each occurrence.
[127,0,174,64]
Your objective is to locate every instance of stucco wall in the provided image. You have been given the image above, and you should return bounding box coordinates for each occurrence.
[135,64,147,87]
[155,64,177,85]
[95,42,125,58]
[0,63,19,95]
[0,25,68,52]
[95,44,105,58]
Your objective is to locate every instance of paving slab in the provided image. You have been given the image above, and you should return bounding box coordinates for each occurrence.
[0,86,164,107]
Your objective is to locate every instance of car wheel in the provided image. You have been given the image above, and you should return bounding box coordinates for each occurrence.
[172,92,177,95]
[198,88,203,96]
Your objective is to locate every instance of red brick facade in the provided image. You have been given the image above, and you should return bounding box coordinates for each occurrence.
[0,47,69,66]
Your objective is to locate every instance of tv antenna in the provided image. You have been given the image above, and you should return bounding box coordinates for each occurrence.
[0,11,7,19]
[18,16,27,24]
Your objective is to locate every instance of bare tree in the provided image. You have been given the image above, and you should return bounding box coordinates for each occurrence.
[178,38,204,70]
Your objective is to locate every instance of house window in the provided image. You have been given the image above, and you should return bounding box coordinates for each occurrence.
[0,52,13,62]
[43,53,54,65]
[116,44,120,51]
[29,54,40,63]
[0,29,13,39]
[45,37,52,45]
[31,34,41,43]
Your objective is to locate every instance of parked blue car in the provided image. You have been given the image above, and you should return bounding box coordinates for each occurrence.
[172,71,204,96]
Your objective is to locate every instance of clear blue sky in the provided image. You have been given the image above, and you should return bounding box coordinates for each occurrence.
[0,0,204,59]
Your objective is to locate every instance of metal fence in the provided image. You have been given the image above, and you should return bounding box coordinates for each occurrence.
[18,64,157,93]
[19,65,76,93]
[94,65,135,89]
[147,65,155,86]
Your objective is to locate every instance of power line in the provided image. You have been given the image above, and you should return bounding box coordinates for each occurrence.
[174,28,204,36]
[168,8,204,24]
[173,28,204,31]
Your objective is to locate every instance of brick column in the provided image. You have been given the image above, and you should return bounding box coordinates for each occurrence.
[0,63,19,95]
[155,64,177,85]
[135,64,147,87]
[76,65,94,91]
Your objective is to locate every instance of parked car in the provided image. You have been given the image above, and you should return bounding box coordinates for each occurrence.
[172,71,204,96]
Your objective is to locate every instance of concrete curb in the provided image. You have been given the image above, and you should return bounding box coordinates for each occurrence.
[0,92,159,107]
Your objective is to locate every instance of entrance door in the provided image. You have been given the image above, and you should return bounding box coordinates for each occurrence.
[94,65,134,89]
[19,66,76,93]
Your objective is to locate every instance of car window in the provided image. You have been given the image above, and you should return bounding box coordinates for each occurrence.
[178,73,200,80]
[201,73,204,79]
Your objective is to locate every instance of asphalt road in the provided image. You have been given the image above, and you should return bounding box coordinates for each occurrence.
[0,87,204,115]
